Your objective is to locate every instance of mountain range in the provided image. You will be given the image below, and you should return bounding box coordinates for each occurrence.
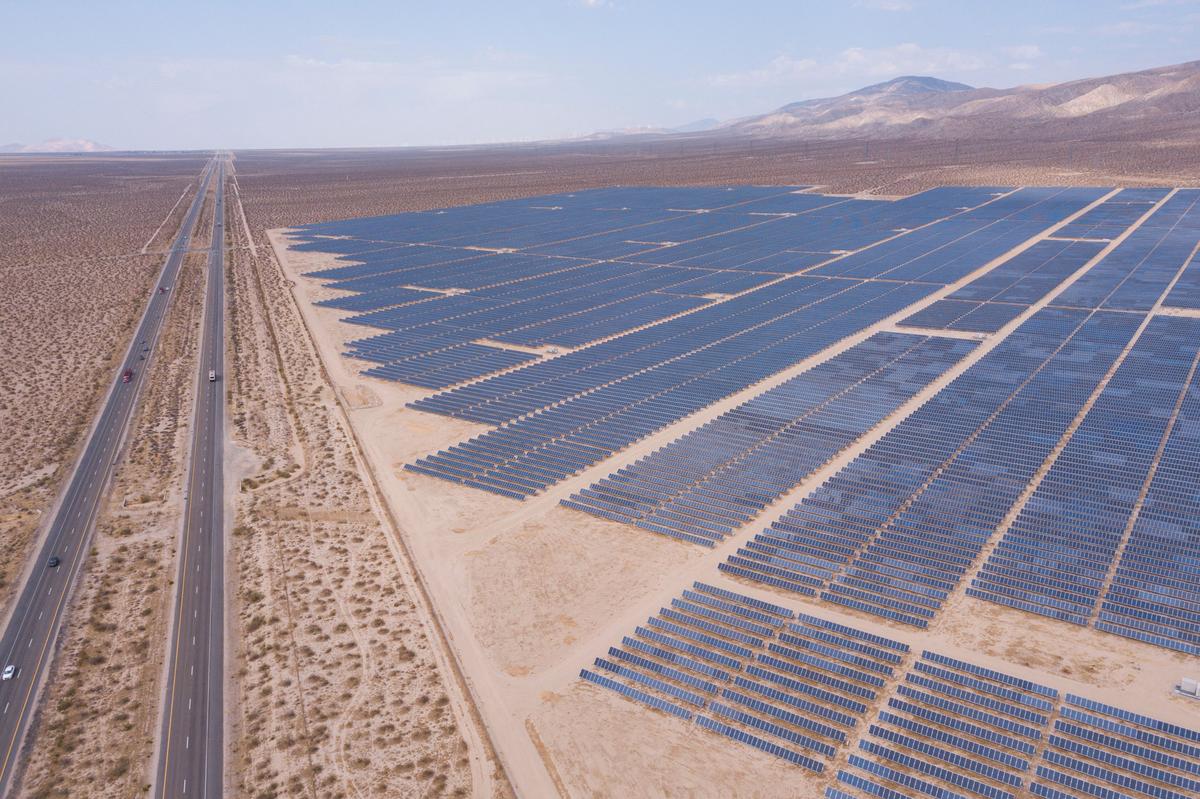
[607,60,1200,141]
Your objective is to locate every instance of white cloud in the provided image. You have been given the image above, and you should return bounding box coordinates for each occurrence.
[709,55,818,87]
[1095,19,1168,35]
[272,54,548,102]
[837,43,987,76]
[1121,0,1199,8]
[1002,45,1043,61]
[855,0,914,10]
[709,43,989,89]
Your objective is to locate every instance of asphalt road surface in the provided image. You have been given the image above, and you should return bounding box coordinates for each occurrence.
[0,156,218,796]
[154,157,227,799]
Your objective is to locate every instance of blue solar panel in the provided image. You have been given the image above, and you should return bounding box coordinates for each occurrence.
[970,315,1200,633]
[563,331,975,541]
[725,307,1142,626]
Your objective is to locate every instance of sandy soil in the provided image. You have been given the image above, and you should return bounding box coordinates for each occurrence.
[16,249,205,798]
[271,177,1200,798]
[225,159,505,799]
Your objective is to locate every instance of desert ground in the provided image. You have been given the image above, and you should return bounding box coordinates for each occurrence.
[17,249,206,798]
[0,153,209,621]
[225,158,507,799]
[3,129,1199,797]
[250,137,1200,796]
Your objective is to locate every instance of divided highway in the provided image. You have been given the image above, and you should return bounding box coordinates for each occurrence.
[0,156,218,796]
[154,158,227,799]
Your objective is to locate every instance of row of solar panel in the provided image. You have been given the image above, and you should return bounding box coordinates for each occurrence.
[1098,328,1200,655]
[815,188,1107,284]
[579,581,906,772]
[969,315,1200,628]
[293,186,1004,253]
[359,186,1092,396]
[580,582,1200,792]
[723,308,1144,627]
[302,186,1023,395]
[899,237,1107,332]
[1052,188,1200,311]
[900,299,1027,333]
[1053,187,1169,240]
[561,332,976,545]
[408,280,937,498]
[409,276,871,423]
[832,654,1200,799]
[1164,251,1200,309]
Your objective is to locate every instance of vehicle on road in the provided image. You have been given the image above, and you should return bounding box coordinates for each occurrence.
[159,286,169,294]
[122,368,134,383]
[2,665,14,681]
[47,556,60,568]
[208,369,217,382]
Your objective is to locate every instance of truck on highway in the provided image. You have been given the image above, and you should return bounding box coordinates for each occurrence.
[122,368,134,384]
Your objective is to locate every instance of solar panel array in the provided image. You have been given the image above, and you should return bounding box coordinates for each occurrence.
[406,279,939,498]
[1164,250,1200,309]
[969,315,1200,630]
[1035,695,1200,799]
[1098,332,1200,655]
[578,581,908,773]
[1052,189,1200,311]
[722,308,1142,627]
[561,332,977,546]
[293,186,1019,391]
[899,299,1028,334]
[813,188,1107,283]
[828,653,1200,799]
[388,187,1128,498]
[580,593,1200,795]
[900,239,1105,333]
[297,184,1200,684]
[1053,187,1169,241]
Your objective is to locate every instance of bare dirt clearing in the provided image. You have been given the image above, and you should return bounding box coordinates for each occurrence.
[226,161,505,798]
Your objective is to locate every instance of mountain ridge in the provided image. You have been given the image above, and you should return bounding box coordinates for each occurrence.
[596,60,1200,142]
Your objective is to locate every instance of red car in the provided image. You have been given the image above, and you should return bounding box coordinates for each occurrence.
[122,368,134,384]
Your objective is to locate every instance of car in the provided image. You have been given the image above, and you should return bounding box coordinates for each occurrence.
[208,370,217,382]
[47,556,60,568]
[2,665,14,681]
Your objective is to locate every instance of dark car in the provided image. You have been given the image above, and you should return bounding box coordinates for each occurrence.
[47,556,60,568]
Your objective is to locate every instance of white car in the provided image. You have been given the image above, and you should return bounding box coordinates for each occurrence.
[2,665,14,681]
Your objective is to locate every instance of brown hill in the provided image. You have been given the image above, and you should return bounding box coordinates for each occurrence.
[725,60,1200,140]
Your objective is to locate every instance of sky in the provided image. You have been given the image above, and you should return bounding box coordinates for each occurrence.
[2,0,1198,149]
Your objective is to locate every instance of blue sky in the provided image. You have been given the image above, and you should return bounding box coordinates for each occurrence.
[2,0,1197,149]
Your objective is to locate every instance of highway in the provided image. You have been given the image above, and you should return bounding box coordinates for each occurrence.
[154,157,227,799]
[0,156,218,796]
